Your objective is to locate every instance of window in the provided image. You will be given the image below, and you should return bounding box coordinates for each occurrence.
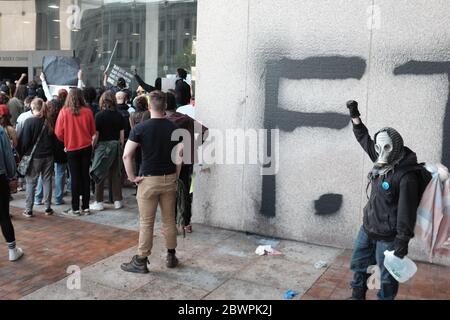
[116,42,123,59]
[170,19,176,31]
[184,18,191,29]
[103,24,109,35]
[160,21,165,32]
[135,43,140,58]
[158,40,164,56]
[83,31,90,41]
[183,38,190,49]
[129,22,133,33]
[117,23,123,34]
[169,39,176,55]
[90,49,97,63]
[78,49,85,62]
[135,23,140,34]
[129,42,133,59]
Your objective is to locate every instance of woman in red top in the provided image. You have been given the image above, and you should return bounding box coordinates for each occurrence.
[55,88,96,216]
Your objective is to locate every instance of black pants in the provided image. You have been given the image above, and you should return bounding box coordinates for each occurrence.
[0,174,15,243]
[67,146,92,211]
[179,164,193,226]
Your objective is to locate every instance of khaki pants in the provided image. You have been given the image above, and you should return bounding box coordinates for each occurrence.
[137,173,177,257]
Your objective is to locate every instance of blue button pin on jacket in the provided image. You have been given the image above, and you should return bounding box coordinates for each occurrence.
[382,181,390,190]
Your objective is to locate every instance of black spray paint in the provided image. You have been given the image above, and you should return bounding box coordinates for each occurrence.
[394,61,450,168]
[261,56,367,217]
[314,194,343,215]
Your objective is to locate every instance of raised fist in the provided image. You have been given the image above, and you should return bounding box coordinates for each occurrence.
[346,100,361,118]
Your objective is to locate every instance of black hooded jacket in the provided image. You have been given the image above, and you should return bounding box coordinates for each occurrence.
[353,122,420,242]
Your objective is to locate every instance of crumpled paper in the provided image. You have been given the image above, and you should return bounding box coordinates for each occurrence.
[255,245,282,256]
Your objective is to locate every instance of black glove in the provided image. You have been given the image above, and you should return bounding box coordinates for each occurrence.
[346,100,361,118]
[393,238,409,259]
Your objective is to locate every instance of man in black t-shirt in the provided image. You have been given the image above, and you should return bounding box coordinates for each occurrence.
[121,90,182,274]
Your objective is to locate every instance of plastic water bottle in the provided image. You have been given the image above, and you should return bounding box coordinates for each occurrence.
[383,250,418,283]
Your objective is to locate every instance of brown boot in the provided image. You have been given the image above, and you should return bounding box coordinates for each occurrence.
[166,252,179,268]
[121,255,149,274]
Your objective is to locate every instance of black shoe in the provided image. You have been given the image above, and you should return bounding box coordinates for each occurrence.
[166,252,179,268]
[22,211,33,218]
[45,208,54,216]
[348,287,367,300]
[121,255,149,274]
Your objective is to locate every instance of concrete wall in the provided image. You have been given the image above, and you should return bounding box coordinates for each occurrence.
[194,0,450,265]
[0,1,36,51]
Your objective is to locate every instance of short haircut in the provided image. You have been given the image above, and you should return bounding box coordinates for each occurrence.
[177,68,187,80]
[31,97,44,112]
[117,77,126,88]
[116,90,128,103]
[149,90,166,112]
[83,87,97,104]
[134,95,148,112]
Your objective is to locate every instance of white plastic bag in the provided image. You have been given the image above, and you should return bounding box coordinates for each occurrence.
[383,250,417,283]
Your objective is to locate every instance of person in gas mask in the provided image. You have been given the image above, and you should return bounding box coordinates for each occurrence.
[346,100,421,300]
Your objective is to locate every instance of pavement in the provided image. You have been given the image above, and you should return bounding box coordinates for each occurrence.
[1,188,449,300]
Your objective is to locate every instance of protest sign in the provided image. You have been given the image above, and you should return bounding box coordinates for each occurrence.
[106,64,133,87]
[42,56,80,86]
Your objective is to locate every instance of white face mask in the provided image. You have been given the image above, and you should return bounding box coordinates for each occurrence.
[374,131,393,167]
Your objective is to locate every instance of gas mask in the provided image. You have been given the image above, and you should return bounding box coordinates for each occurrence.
[373,127,404,169]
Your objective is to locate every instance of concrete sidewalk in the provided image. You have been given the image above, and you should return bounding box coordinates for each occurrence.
[5,190,450,300]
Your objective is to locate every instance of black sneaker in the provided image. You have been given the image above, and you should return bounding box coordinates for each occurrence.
[166,252,179,268]
[45,208,54,216]
[120,255,149,274]
[22,211,33,218]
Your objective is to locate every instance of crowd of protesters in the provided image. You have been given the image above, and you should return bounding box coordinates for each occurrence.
[0,67,207,267]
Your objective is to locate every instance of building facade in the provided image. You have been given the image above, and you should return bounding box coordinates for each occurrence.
[0,0,197,88]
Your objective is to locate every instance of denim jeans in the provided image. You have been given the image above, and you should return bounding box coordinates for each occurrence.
[54,163,66,203]
[35,163,67,204]
[350,227,399,300]
[26,157,53,212]
[34,175,43,204]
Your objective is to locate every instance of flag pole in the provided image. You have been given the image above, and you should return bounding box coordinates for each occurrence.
[105,40,119,74]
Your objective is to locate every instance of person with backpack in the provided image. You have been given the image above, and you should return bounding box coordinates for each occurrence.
[165,92,208,234]
[346,100,427,300]
[17,98,55,217]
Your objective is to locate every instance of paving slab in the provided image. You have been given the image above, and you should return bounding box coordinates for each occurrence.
[125,277,209,300]
[204,279,286,300]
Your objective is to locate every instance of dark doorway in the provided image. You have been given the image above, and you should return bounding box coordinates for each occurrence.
[0,67,28,83]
